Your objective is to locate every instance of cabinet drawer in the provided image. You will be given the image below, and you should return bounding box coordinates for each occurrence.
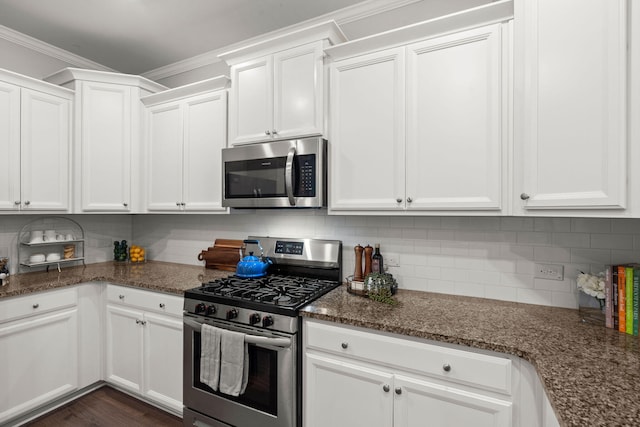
[106,285,183,317]
[0,287,77,323]
[305,319,512,395]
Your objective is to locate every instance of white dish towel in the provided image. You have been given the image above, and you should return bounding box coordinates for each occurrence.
[199,323,249,396]
[218,328,249,396]
[200,323,221,390]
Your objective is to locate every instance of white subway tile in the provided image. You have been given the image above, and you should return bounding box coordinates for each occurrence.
[610,250,640,264]
[485,259,517,274]
[454,282,485,298]
[590,233,633,250]
[570,248,612,265]
[500,273,534,288]
[533,246,571,263]
[534,218,571,232]
[516,232,551,246]
[402,228,427,240]
[571,218,611,233]
[455,231,487,243]
[611,218,640,234]
[484,285,518,302]
[414,265,441,279]
[453,257,486,271]
[414,240,441,254]
[413,217,442,229]
[428,229,455,241]
[516,289,553,306]
[500,244,534,260]
[469,270,501,285]
[516,260,536,275]
[534,278,573,293]
[551,292,578,309]
[428,279,456,294]
[401,276,429,291]
[427,255,456,267]
[501,217,534,231]
[441,241,468,256]
[401,253,428,266]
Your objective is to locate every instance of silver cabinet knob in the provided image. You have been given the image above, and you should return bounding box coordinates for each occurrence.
[443,363,451,372]
[181,202,186,207]
[159,303,165,308]
[123,202,128,207]
[141,320,147,325]
[406,197,413,203]
[520,193,530,200]
[32,303,39,309]
[341,342,348,349]
[176,202,181,206]
[396,198,402,203]
[395,387,402,395]
[383,384,390,392]
[119,294,125,300]
[265,130,271,135]
[136,319,141,324]
[14,201,20,205]
[24,200,30,205]
[272,129,278,135]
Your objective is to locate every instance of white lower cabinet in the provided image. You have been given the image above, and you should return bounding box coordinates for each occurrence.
[304,319,514,427]
[105,284,183,414]
[0,288,78,424]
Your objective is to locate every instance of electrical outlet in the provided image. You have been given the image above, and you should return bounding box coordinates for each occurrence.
[534,263,564,281]
[386,253,400,268]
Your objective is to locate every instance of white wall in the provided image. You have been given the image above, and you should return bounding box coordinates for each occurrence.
[0,215,132,275]
[132,213,640,309]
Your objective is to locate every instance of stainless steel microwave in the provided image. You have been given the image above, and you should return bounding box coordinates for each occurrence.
[222,137,326,208]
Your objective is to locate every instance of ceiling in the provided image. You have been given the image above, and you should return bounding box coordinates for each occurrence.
[0,0,370,75]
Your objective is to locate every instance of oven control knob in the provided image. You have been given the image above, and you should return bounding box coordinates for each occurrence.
[226,308,238,320]
[206,305,216,316]
[262,315,274,328]
[195,303,206,314]
[249,313,261,325]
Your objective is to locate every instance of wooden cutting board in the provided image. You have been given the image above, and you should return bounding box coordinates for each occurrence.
[198,239,244,271]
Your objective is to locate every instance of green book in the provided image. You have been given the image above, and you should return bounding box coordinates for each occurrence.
[634,268,639,336]
[626,266,634,335]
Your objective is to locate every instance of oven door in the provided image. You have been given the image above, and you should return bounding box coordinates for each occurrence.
[183,314,297,427]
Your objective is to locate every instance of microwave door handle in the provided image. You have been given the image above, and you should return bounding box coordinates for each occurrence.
[285,146,296,206]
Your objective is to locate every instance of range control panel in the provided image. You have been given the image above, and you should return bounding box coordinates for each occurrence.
[275,241,304,255]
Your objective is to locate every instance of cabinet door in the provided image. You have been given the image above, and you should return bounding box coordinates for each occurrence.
[229,56,273,145]
[20,88,70,211]
[406,24,503,211]
[394,375,512,427]
[0,308,78,424]
[143,312,183,413]
[304,353,393,427]
[105,304,144,393]
[273,41,323,140]
[80,82,132,212]
[183,91,228,212]
[515,0,627,210]
[147,102,183,211]
[329,48,406,211]
[0,81,20,210]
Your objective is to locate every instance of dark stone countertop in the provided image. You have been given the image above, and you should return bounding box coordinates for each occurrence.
[300,285,640,427]
[0,261,231,299]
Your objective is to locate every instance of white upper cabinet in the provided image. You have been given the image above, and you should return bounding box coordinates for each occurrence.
[329,48,406,211]
[45,68,167,213]
[220,21,346,145]
[0,70,72,212]
[326,2,512,215]
[142,77,229,213]
[513,0,630,214]
[406,24,503,211]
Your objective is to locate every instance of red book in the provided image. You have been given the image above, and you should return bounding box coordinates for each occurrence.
[618,265,626,332]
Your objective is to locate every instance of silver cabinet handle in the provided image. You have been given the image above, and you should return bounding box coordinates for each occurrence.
[119,294,125,300]
[24,200,30,206]
[520,193,530,200]
[159,303,165,308]
[395,387,402,395]
[32,303,39,309]
[341,342,348,349]
[383,384,390,392]
[443,363,451,372]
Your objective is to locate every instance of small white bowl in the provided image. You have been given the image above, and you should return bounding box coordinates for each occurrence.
[46,253,61,262]
[29,254,46,263]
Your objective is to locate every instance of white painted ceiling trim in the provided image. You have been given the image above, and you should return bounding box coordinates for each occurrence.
[142,0,421,81]
[0,24,115,72]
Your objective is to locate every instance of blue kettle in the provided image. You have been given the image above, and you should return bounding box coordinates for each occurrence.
[236,239,272,278]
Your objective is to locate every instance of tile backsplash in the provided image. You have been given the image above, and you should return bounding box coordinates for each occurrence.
[133,213,640,310]
[3,212,638,310]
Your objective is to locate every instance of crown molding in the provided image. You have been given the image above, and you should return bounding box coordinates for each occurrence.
[141,0,418,81]
[0,25,116,72]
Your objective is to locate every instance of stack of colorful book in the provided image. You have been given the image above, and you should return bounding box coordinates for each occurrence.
[604,265,640,335]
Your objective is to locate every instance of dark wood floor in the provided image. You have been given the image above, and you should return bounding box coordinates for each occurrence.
[25,386,182,427]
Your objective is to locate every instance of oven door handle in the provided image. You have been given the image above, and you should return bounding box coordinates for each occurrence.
[285,146,296,206]
[184,318,292,349]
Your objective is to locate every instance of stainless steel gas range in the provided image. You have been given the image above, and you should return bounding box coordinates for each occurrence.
[183,236,342,427]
